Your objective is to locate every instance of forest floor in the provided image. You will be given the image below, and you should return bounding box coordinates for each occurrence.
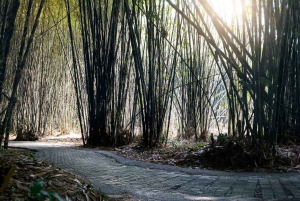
[0,148,108,201]
[1,134,132,200]
[114,141,300,173]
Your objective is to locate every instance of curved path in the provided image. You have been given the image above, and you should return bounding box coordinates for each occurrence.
[9,141,300,201]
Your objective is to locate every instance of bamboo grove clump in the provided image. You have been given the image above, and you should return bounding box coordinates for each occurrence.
[167,0,300,146]
[0,0,78,148]
[0,0,47,148]
[65,0,227,147]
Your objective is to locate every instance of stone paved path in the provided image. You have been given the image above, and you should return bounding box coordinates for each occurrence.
[9,141,300,201]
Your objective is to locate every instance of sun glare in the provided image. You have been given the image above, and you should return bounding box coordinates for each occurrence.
[207,0,248,24]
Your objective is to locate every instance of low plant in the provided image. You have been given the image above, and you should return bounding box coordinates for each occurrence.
[102,193,109,200]
[197,142,205,148]
[169,138,181,148]
[217,133,228,145]
[0,147,11,155]
[186,142,206,151]
[25,179,64,201]
[186,144,193,150]
[27,151,34,158]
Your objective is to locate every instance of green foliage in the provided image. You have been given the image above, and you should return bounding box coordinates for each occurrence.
[10,186,15,194]
[197,142,205,148]
[102,193,109,199]
[27,151,34,157]
[26,179,64,201]
[146,10,159,22]
[169,138,181,148]
[186,142,206,151]
[217,133,228,145]
[0,147,11,155]
[160,132,167,145]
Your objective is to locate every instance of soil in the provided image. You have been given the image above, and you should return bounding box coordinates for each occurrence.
[112,139,300,173]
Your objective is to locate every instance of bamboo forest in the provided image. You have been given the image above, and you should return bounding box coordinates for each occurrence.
[1,0,300,168]
[2,0,300,200]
